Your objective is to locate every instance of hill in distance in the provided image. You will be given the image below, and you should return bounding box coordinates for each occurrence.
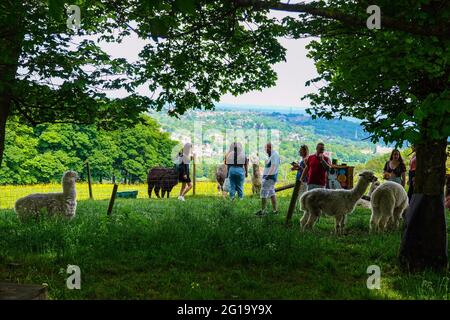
[149,104,393,165]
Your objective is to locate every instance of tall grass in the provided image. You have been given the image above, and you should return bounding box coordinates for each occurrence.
[0,196,449,299]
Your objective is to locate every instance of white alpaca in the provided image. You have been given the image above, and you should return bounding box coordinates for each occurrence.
[370,181,408,231]
[356,180,381,209]
[15,171,78,221]
[300,171,378,234]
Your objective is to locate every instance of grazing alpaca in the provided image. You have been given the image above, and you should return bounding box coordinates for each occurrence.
[300,171,377,234]
[370,181,408,231]
[147,167,178,198]
[356,180,381,209]
[215,164,228,193]
[15,171,78,221]
[251,163,262,195]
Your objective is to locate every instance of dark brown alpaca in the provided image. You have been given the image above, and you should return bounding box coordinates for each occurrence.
[147,167,179,198]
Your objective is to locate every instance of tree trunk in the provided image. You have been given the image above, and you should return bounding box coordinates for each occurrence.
[399,138,448,272]
[0,2,24,168]
[0,103,10,168]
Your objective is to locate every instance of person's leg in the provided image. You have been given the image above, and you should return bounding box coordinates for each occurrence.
[229,168,237,199]
[271,195,277,212]
[236,168,245,199]
[182,182,193,197]
[179,182,186,197]
[261,197,267,211]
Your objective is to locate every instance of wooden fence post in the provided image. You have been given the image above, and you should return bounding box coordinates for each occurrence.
[107,184,119,216]
[86,161,93,200]
[192,154,196,196]
[285,180,302,226]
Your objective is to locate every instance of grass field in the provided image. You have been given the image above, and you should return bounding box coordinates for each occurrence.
[1,193,449,300]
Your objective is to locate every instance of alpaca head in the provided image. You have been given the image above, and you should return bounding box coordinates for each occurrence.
[368,180,381,197]
[358,171,377,183]
[249,152,261,162]
[62,170,78,187]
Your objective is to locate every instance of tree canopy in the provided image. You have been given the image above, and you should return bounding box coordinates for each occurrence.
[0,115,176,184]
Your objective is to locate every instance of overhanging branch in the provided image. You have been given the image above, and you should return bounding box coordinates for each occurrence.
[234,0,450,38]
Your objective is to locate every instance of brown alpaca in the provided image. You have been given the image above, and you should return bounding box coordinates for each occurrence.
[252,163,262,195]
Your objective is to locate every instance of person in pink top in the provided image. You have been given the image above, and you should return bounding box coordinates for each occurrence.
[407,145,416,203]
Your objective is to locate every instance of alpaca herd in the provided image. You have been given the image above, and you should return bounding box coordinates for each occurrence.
[300,171,377,234]
[300,170,409,234]
[13,169,408,234]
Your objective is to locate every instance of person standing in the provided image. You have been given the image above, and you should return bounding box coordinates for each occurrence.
[407,145,416,202]
[255,143,281,215]
[383,149,406,187]
[225,142,248,199]
[178,143,193,201]
[291,144,309,198]
[300,142,332,191]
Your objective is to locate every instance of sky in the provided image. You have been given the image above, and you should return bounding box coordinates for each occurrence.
[97,10,321,109]
[220,36,320,108]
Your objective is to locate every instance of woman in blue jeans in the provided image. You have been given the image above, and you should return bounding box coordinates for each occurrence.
[225,142,248,199]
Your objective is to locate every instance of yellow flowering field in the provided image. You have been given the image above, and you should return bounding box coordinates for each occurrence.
[0,180,294,209]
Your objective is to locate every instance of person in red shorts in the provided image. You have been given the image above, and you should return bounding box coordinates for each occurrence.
[300,142,332,191]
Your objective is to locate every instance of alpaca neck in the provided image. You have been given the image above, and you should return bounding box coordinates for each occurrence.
[253,165,260,177]
[351,179,370,201]
[63,183,76,199]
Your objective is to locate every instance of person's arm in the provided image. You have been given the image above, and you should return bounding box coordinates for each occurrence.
[291,162,300,171]
[401,164,406,187]
[244,158,249,177]
[320,155,332,171]
[299,164,308,183]
[383,162,391,179]
[224,151,230,164]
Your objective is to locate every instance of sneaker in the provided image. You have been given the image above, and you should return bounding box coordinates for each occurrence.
[255,210,267,216]
[178,196,185,201]
[271,211,279,215]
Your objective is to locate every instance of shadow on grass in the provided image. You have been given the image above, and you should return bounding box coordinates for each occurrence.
[0,197,449,299]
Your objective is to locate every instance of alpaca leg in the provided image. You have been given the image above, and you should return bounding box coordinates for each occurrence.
[370,207,381,232]
[148,184,154,198]
[335,214,346,235]
[155,186,161,198]
[378,215,391,232]
[392,206,404,229]
[304,212,320,230]
[300,211,310,229]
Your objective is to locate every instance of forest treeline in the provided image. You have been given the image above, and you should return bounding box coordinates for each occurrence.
[0,115,177,185]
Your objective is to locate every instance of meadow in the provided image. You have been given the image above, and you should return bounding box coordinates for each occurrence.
[0,181,294,209]
[0,189,449,300]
